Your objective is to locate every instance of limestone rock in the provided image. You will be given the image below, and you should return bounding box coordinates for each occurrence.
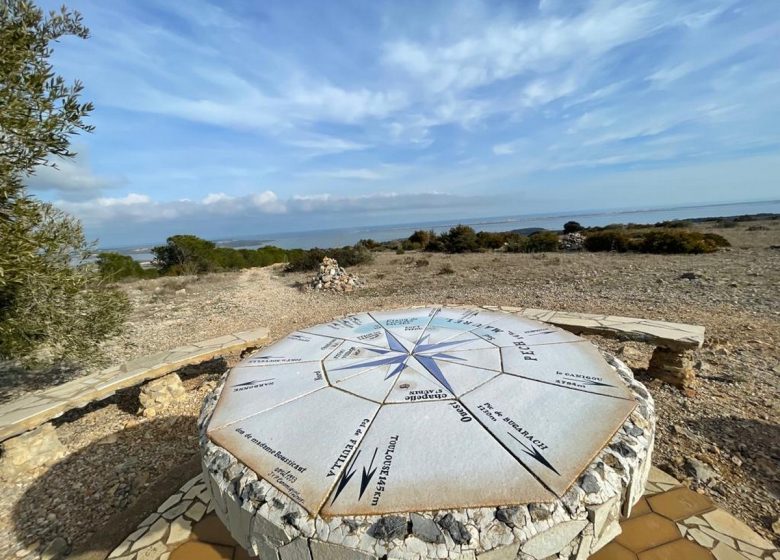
[139,373,186,416]
[0,423,66,477]
[648,347,696,388]
[520,520,588,559]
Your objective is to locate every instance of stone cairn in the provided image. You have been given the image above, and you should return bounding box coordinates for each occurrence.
[559,232,585,251]
[311,257,360,292]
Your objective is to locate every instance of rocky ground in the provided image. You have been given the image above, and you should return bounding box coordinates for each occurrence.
[0,219,778,557]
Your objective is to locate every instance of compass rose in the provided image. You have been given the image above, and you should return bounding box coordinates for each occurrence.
[331,331,467,393]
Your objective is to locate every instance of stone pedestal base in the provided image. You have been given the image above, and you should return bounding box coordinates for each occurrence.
[139,373,186,417]
[0,422,66,478]
[199,354,656,560]
[647,348,695,389]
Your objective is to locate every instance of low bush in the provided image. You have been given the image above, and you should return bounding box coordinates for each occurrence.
[639,230,728,254]
[97,252,152,281]
[285,245,374,272]
[563,220,584,233]
[525,231,560,252]
[584,228,729,254]
[583,230,634,252]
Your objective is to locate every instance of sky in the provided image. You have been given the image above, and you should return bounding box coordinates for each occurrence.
[27,0,780,246]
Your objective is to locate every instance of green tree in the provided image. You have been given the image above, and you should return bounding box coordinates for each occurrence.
[440,225,479,253]
[0,1,128,366]
[97,252,147,281]
[152,234,218,274]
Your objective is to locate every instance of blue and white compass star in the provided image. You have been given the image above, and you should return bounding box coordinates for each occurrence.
[329,330,474,394]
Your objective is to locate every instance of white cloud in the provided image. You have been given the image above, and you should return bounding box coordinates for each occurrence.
[304,168,385,181]
[25,151,123,201]
[57,189,482,228]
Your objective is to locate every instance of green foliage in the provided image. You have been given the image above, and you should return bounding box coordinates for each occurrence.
[584,228,730,254]
[284,245,374,272]
[525,231,560,252]
[638,230,727,254]
[97,252,148,281]
[440,225,479,253]
[563,221,583,234]
[476,231,520,249]
[1,1,93,209]
[0,203,129,365]
[583,230,633,252]
[152,235,218,275]
[0,2,129,366]
[151,235,292,275]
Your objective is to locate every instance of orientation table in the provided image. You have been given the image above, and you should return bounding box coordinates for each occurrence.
[199,307,655,560]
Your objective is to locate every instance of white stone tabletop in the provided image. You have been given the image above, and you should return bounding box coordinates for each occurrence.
[206,308,637,517]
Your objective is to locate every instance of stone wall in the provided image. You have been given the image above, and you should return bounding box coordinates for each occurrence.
[198,354,656,560]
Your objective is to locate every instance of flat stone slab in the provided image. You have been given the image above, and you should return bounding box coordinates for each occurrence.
[0,327,269,442]
[517,309,705,350]
[207,309,638,514]
[200,307,657,559]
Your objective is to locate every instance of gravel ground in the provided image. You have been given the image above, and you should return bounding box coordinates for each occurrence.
[0,220,778,557]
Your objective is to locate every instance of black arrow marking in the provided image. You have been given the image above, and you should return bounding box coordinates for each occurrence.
[232,378,274,387]
[330,450,361,505]
[507,431,561,476]
[359,448,379,500]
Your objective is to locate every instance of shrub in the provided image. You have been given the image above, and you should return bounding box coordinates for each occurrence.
[504,237,529,253]
[438,264,455,275]
[584,230,633,252]
[285,245,373,272]
[415,258,429,267]
[476,231,512,249]
[408,230,436,248]
[563,221,584,234]
[440,225,479,253]
[639,230,723,254]
[525,231,560,252]
[97,252,147,281]
[701,233,730,247]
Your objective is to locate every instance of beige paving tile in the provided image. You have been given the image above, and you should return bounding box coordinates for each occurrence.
[637,538,714,560]
[589,541,638,560]
[711,542,751,560]
[615,513,682,553]
[702,510,775,550]
[647,487,715,521]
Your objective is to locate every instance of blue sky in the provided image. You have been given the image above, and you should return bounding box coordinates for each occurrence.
[27,0,780,246]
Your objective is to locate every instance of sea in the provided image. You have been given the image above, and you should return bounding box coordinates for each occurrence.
[107,200,780,263]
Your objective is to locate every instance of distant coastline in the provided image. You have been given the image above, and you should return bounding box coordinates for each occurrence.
[102,200,780,262]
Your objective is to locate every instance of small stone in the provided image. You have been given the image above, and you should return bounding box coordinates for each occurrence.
[684,457,718,485]
[772,516,780,535]
[367,516,407,541]
[528,503,552,522]
[410,513,444,543]
[437,513,471,544]
[580,473,601,494]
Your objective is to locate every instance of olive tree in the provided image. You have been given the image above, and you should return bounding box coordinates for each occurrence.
[0,1,129,366]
